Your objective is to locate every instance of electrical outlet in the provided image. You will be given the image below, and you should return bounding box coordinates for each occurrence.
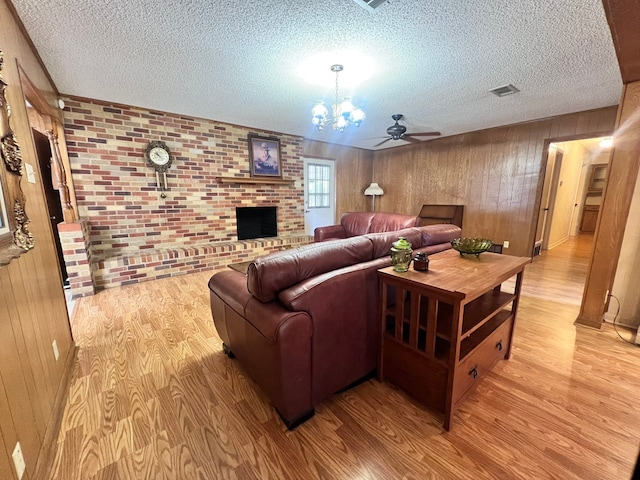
[12,442,26,480]
[52,339,59,361]
[503,240,510,248]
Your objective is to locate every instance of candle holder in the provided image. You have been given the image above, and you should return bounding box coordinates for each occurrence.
[413,252,429,271]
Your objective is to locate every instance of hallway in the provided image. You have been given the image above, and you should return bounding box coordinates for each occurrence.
[518,233,593,306]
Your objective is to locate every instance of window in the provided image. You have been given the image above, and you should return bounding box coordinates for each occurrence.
[307,163,331,208]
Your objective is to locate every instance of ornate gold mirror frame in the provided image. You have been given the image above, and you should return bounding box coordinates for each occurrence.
[0,50,34,266]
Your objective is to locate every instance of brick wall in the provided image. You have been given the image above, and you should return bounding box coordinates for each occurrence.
[62,98,309,288]
[58,219,95,298]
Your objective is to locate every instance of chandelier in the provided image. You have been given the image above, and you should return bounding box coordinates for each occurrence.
[311,64,365,132]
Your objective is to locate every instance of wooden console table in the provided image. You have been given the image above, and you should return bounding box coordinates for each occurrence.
[377,249,529,430]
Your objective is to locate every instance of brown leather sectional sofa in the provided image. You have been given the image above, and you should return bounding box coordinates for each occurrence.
[314,211,420,242]
[208,218,461,429]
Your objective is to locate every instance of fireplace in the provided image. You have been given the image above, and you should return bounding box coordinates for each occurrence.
[236,207,277,240]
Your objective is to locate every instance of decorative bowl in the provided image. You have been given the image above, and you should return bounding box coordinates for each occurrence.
[451,238,494,257]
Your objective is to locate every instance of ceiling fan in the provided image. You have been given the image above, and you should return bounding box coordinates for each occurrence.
[373,114,441,147]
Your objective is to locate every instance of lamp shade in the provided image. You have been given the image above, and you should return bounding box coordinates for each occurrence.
[364,182,384,196]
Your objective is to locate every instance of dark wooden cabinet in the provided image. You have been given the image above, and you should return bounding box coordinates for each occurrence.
[417,204,464,227]
[580,204,600,233]
[377,249,529,430]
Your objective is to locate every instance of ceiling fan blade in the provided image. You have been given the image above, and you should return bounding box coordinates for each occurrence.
[403,136,422,144]
[373,137,393,147]
[405,131,441,137]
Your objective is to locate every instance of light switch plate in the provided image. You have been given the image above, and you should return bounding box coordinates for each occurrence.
[25,163,36,183]
[52,340,59,361]
[12,442,26,480]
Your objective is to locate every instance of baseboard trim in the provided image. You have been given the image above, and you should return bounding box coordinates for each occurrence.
[32,342,78,479]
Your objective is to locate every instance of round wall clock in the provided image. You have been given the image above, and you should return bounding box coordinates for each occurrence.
[144,141,173,172]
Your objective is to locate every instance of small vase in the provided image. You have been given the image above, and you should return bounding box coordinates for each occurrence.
[391,237,413,272]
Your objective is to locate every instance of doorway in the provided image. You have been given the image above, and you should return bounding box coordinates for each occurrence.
[536,148,564,253]
[32,129,68,285]
[303,158,336,236]
[534,135,613,257]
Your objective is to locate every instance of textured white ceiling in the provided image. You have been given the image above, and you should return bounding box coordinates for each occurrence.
[11,0,622,150]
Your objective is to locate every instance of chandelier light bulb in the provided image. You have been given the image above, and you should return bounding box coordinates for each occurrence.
[339,98,354,115]
[351,107,365,125]
[312,101,328,118]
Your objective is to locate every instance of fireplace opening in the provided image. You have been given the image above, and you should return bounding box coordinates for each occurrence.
[236,207,277,240]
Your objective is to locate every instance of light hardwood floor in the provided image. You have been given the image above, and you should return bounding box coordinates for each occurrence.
[48,235,640,479]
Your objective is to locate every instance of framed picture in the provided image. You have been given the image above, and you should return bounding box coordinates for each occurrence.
[248,134,282,178]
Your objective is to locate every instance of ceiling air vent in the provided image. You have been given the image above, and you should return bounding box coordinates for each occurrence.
[351,0,389,12]
[490,84,520,97]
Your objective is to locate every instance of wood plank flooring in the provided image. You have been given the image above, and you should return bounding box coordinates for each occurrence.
[48,235,640,479]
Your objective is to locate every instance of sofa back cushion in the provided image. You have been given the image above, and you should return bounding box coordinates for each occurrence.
[340,212,418,237]
[421,224,462,245]
[365,227,424,259]
[247,236,374,302]
[340,212,375,237]
[369,212,419,233]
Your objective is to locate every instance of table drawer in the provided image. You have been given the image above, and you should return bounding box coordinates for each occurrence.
[453,317,512,404]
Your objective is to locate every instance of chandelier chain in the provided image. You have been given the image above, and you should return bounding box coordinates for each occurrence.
[335,69,339,113]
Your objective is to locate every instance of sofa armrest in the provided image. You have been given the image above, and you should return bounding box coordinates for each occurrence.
[314,224,346,242]
[226,297,314,424]
[209,270,252,316]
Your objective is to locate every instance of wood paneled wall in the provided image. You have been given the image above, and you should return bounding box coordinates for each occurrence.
[372,107,617,257]
[303,139,373,221]
[579,81,640,327]
[0,1,75,479]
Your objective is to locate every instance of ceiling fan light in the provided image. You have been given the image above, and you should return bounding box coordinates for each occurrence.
[336,116,348,131]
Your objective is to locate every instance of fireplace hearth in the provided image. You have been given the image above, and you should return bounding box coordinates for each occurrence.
[236,207,277,240]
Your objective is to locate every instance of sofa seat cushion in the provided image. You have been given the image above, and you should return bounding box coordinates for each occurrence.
[247,236,374,302]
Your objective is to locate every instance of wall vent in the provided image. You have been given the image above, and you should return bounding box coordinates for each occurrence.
[490,84,520,97]
[351,0,389,12]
